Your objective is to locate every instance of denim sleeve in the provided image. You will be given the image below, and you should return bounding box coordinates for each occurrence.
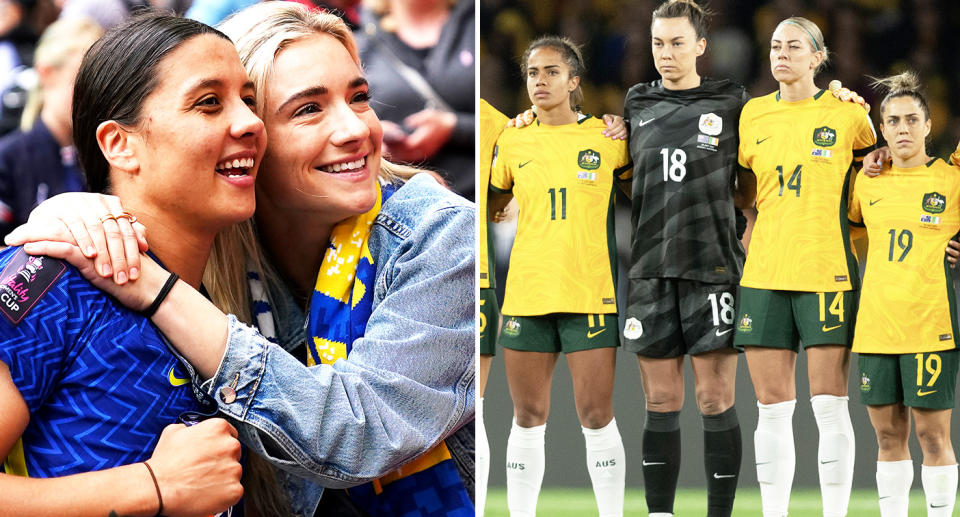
[202,204,476,488]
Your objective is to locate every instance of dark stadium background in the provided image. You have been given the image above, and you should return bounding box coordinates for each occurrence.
[480,0,960,492]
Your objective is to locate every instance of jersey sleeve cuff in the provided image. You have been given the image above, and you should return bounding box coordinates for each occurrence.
[489,184,512,194]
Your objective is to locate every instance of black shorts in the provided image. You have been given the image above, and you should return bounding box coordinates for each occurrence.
[623,278,738,358]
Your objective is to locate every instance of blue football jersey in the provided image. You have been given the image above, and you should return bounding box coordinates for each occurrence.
[0,247,201,477]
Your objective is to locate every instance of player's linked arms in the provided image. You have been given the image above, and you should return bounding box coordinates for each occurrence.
[507,105,627,140]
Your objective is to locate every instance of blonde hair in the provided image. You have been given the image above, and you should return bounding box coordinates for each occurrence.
[20,17,102,132]
[775,16,829,74]
[206,6,430,511]
[871,70,930,120]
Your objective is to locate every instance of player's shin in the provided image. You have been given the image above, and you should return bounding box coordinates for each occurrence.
[921,463,958,516]
[703,406,741,517]
[876,460,913,517]
[505,418,546,517]
[582,417,626,517]
[476,398,489,516]
[642,410,681,516]
[811,395,855,517]
[755,399,796,517]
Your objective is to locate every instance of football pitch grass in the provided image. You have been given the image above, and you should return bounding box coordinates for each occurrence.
[484,487,940,515]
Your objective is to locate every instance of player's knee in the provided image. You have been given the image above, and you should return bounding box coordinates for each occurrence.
[577,405,613,429]
[644,389,682,413]
[695,387,733,415]
[916,425,949,457]
[874,424,908,453]
[514,402,549,427]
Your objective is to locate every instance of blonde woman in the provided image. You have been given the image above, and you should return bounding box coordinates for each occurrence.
[735,16,876,517]
[12,3,475,516]
[0,17,101,236]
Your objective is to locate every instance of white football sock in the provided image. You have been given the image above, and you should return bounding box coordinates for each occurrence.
[811,395,855,517]
[921,463,958,516]
[755,399,796,517]
[876,460,913,517]
[476,398,489,516]
[582,418,625,517]
[505,419,545,517]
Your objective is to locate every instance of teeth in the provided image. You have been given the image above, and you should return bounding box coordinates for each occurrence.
[319,157,365,173]
[215,157,254,171]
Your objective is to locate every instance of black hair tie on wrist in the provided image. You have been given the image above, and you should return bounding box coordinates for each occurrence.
[143,272,179,318]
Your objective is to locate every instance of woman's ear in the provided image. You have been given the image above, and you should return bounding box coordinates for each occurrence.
[96,120,139,175]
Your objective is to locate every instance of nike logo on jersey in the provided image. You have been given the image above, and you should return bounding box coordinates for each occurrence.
[587,328,607,339]
[637,118,656,127]
[642,460,665,466]
[168,366,190,386]
[917,389,937,397]
[519,160,532,168]
[713,473,736,479]
[715,328,732,336]
[756,136,771,145]
[822,324,842,332]
[869,199,883,206]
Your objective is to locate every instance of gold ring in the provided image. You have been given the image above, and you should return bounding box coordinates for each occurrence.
[98,214,117,224]
[115,212,138,224]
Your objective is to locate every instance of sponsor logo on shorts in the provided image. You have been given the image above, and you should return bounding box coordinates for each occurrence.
[587,328,606,339]
[715,328,732,337]
[737,313,753,332]
[860,372,871,393]
[813,126,837,147]
[923,192,946,214]
[822,324,842,332]
[939,333,952,341]
[917,389,937,397]
[577,149,601,170]
[503,318,521,337]
[602,297,615,305]
[834,275,848,282]
[623,317,643,340]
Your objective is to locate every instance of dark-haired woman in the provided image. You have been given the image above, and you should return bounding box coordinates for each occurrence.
[0,13,264,516]
[735,16,876,517]
[489,35,630,517]
[619,2,751,516]
[850,71,958,517]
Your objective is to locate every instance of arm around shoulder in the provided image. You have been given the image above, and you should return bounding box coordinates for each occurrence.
[205,199,475,487]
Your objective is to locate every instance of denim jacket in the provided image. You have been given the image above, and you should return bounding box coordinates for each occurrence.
[199,173,476,515]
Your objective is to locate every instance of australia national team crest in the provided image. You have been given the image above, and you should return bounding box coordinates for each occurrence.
[503,317,521,337]
[698,113,722,136]
[737,313,752,332]
[577,149,601,170]
[813,126,837,147]
[923,192,946,214]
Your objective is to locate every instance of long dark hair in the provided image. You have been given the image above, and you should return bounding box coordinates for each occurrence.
[72,11,230,193]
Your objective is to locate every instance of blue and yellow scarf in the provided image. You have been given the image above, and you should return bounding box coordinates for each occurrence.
[302,182,473,516]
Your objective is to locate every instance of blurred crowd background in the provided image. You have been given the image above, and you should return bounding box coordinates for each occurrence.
[0,0,474,236]
[481,0,960,159]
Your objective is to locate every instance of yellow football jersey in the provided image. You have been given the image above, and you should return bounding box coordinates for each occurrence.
[738,90,876,292]
[490,115,631,316]
[478,99,508,290]
[850,158,960,354]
